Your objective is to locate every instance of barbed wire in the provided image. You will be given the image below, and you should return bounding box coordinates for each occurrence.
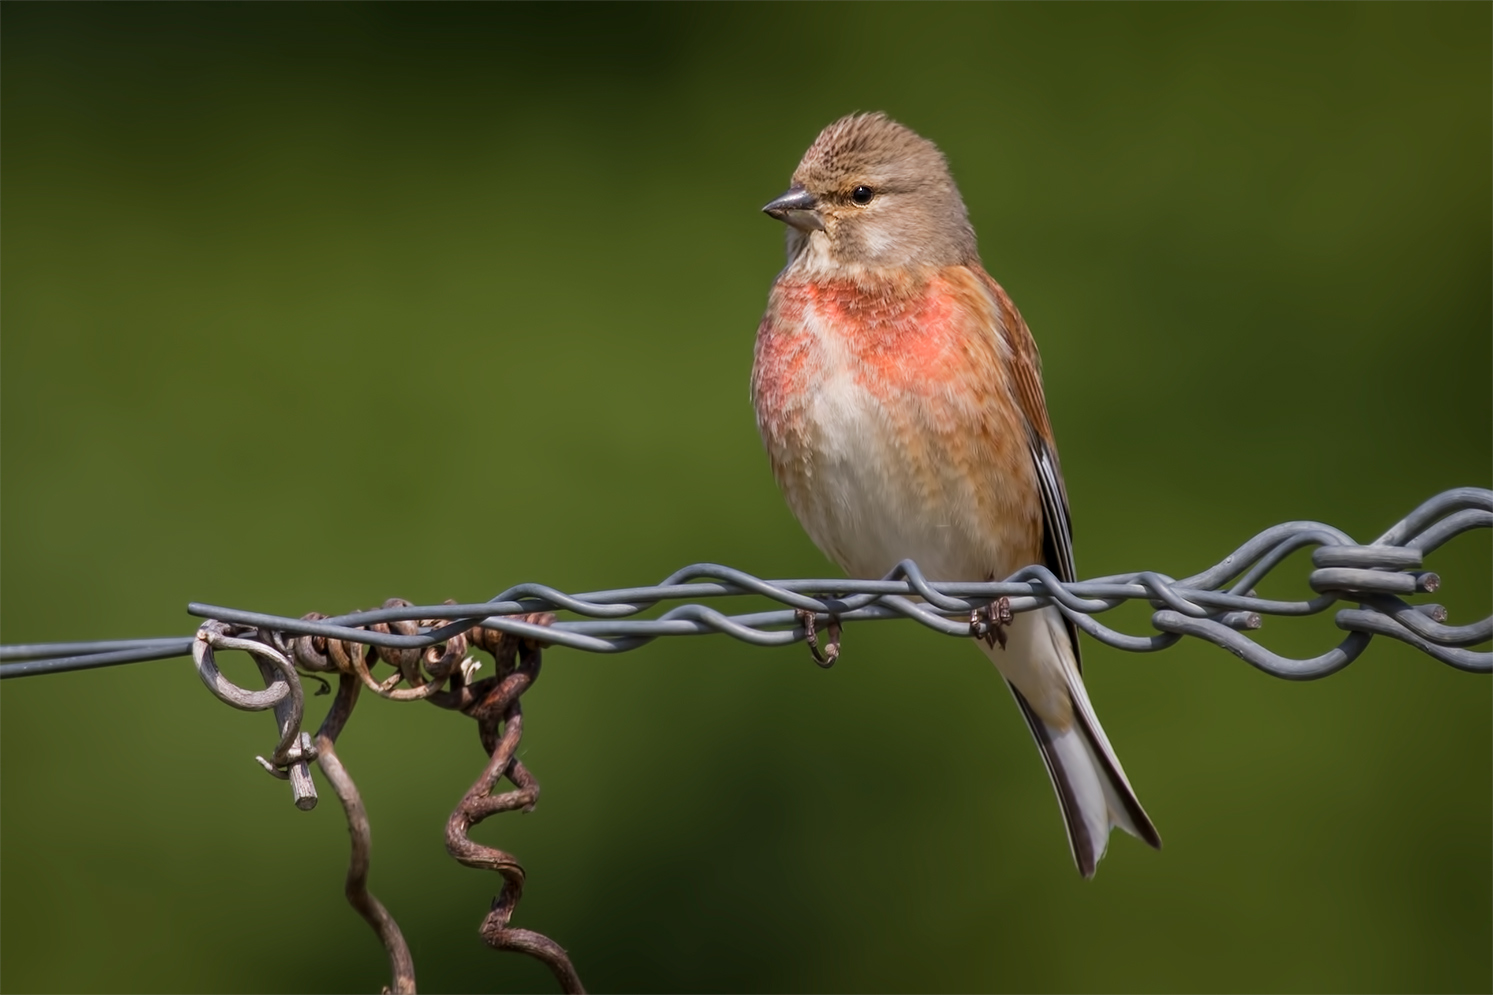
[3,487,1488,682]
[2,488,1487,994]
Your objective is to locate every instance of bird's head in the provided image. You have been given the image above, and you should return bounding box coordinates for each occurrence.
[763,112,977,273]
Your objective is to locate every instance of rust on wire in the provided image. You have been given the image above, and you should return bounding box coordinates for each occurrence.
[315,672,417,995]
[442,617,585,994]
[190,604,581,994]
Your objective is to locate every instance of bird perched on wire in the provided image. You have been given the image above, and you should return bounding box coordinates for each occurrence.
[750,112,1161,877]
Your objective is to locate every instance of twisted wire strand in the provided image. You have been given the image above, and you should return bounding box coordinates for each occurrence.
[3,489,1484,995]
[2,488,1488,681]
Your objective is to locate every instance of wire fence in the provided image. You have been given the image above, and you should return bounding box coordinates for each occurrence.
[2,487,1488,993]
[4,487,1488,682]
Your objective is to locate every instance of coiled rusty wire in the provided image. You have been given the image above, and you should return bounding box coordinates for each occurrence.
[191,608,583,994]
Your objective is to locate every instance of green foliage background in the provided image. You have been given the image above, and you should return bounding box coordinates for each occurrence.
[3,5,1489,993]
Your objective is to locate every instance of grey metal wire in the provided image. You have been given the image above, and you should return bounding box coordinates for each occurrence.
[3,488,1488,681]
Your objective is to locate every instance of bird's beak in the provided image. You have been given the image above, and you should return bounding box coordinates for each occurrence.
[762,185,825,232]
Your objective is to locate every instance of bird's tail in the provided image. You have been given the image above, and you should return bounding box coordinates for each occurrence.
[991,607,1161,877]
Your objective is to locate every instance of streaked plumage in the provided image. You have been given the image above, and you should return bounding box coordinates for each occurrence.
[751,112,1160,877]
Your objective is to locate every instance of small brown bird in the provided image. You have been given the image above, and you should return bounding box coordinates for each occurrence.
[751,112,1161,876]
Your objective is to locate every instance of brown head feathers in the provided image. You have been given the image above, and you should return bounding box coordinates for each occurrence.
[778,112,978,272]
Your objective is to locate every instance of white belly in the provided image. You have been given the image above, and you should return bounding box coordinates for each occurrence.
[789,367,997,583]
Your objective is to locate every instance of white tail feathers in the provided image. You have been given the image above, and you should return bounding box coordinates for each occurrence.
[985,606,1161,878]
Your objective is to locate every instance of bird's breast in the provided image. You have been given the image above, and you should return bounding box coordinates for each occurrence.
[751,269,1041,581]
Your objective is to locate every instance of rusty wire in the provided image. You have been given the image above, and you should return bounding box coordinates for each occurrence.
[446,617,585,994]
[315,672,416,994]
[189,609,583,994]
[0,488,1488,992]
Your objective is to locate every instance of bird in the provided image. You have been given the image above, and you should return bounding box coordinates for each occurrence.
[750,112,1161,877]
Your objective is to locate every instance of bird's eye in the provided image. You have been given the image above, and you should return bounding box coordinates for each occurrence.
[851,185,875,205]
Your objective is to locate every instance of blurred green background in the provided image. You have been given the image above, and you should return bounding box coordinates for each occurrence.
[2,4,1489,993]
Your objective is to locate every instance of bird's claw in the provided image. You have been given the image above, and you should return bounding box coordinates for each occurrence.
[971,596,1014,650]
[798,609,841,668]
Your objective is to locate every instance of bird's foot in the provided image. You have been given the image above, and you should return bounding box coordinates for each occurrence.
[798,609,841,668]
[971,597,1014,650]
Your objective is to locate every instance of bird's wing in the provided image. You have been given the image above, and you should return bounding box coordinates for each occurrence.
[980,273,1082,664]
[975,269,1163,861]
